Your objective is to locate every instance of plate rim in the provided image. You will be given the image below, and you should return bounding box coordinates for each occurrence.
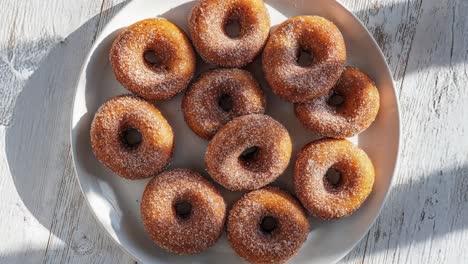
[69,0,402,263]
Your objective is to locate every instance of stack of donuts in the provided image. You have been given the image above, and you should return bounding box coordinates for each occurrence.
[90,0,380,263]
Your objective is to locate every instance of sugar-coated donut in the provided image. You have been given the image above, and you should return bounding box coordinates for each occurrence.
[295,67,380,138]
[110,18,196,100]
[227,187,309,263]
[141,169,226,254]
[90,95,174,180]
[205,114,292,191]
[189,0,270,67]
[294,139,375,219]
[182,68,266,140]
[263,16,346,103]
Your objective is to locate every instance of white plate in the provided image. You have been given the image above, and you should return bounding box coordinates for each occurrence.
[71,0,400,263]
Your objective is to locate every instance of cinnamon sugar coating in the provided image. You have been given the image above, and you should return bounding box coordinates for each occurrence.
[294,139,375,219]
[189,0,270,67]
[262,16,346,103]
[90,95,174,179]
[182,68,266,140]
[141,169,226,254]
[205,114,292,191]
[227,187,309,263]
[110,18,196,100]
[295,67,380,138]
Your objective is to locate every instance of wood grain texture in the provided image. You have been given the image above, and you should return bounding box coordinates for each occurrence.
[0,0,467,263]
[342,0,468,263]
[0,0,133,263]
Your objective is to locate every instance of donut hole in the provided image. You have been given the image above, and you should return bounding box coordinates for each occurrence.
[260,216,278,234]
[296,49,314,67]
[224,8,243,39]
[174,201,192,220]
[239,146,261,168]
[324,167,344,192]
[225,18,241,38]
[143,50,160,66]
[218,93,234,112]
[120,127,142,150]
[327,92,345,107]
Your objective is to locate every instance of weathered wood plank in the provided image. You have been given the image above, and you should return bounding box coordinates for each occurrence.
[0,0,132,263]
[42,1,134,263]
[342,0,468,263]
[44,151,133,264]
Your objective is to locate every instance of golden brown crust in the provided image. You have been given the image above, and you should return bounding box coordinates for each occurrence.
[90,95,174,179]
[294,139,375,219]
[189,0,270,67]
[262,16,346,102]
[110,18,196,100]
[141,169,226,254]
[182,68,266,140]
[294,67,380,138]
[227,187,309,263]
[205,114,292,191]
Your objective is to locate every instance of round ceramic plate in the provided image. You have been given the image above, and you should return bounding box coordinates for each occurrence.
[71,0,400,263]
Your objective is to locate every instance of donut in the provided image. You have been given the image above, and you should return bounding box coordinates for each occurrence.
[189,0,270,67]
[141,169,226,254]
[205,114,292,191]
[294,139,375,219]
[90,95,173,179]
[294,67,380,138]
[182,68,266,140]
[262,16,346,103]
[110,18,196,100]
[227,187,309,263]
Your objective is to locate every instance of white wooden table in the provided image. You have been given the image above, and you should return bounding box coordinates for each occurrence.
[1,0,467,263]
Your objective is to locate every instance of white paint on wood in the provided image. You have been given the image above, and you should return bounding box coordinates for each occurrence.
[342,0,468,263]
[0,0,133,263]
[0,0,467,263]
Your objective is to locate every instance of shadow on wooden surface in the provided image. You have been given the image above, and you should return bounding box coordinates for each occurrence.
[2,0,467,262]
[3,1,131,262]
[345,165,468,261]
